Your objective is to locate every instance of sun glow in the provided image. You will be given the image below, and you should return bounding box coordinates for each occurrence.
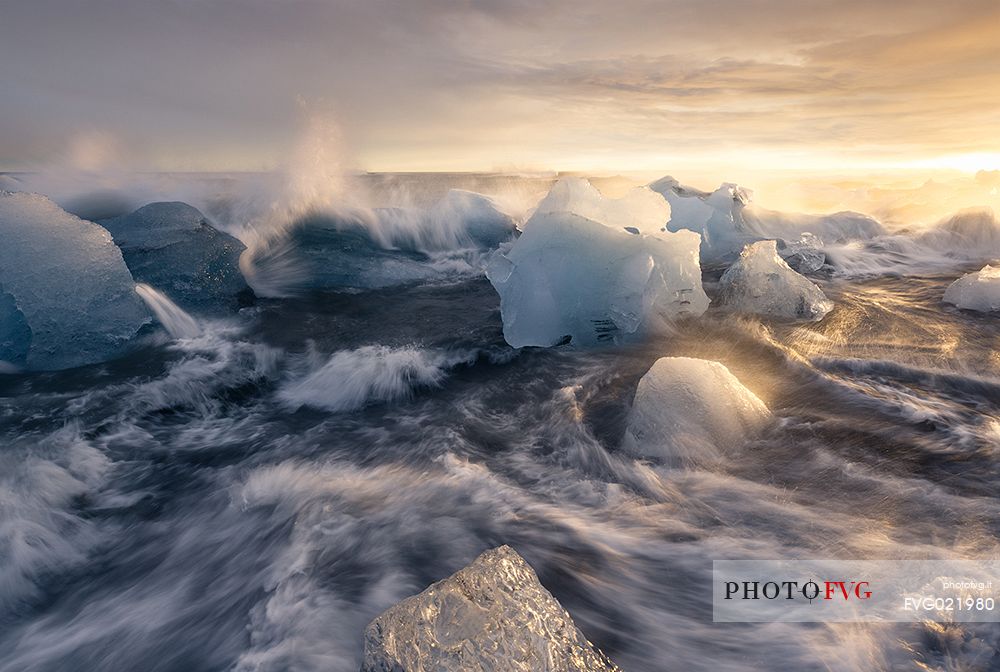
[911,152,1000,173]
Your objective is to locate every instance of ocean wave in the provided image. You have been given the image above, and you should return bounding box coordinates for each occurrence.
[277,345,475,412]
[0,426,110,614]
[823,208,1000,278]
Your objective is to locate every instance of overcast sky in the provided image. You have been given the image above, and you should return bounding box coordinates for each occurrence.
[2,0,998,174]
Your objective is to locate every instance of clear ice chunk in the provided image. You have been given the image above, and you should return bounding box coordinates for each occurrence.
[943,265,1000,313]
[487,180,708,348]
[717,241,834,321]
[623,357,771,465]
[776,233,826,274]
[100,202,250,312]
[362,545,620,672]
[0,192,149,370]
[650,176,883,265]
[534,177,671,235]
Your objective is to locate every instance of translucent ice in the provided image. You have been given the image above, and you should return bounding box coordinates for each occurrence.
[534,177,671,234]
[623,357,771,465]
[776,233,826,274]
[487,180,708,348]
[717,241,834,321]
[0,192,149,370]
[651,179,753,262]
[650,176,883,264]
[943,265,1000,313]
[100,202,250,312]
[362,545,620,672]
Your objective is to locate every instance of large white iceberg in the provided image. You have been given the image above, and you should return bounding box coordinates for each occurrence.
[623,357,771,465]
[487,180,708,348]
[943,265,1000,312]
[717,241,834,321]
[0,192,149,370]
[362,545,619,672]
[649,176,883,265]
[100,202,250,312]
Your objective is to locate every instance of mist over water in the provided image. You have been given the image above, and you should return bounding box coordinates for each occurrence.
[1,165,1000,672]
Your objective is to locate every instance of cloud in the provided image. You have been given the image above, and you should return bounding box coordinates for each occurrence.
[1,0,997,171]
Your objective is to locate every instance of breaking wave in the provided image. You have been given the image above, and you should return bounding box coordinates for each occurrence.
[2,171,1000,672]
[278,346,476,412]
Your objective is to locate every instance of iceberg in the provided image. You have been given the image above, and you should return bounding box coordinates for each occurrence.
[943,265,1000,313]
[650,178,753,263]
[649,176,883,265]
[487,180,708,348]
[0,192,149,370]
[534,177,671,234]
[623,357,771,465]
[362,545,620,672]
[717,241,834,321]
[100,202,250,312]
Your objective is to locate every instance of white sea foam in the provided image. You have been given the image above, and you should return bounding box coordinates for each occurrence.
[278,346,474,412]
[0,426,110,612]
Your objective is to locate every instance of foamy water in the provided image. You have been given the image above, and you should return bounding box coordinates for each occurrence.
[1,173,999,672]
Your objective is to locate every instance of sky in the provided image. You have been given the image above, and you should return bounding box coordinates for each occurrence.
[2,0,999,177]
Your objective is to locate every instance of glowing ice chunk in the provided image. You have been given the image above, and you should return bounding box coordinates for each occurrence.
[650,176,883,264]
[487,179,707,348]
[943,265,1000,313]
[362,545,620,672]
[624,357,771,465]
[718,241,833,321]
[535,177,671,235]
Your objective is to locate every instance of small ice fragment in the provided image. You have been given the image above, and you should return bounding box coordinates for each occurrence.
[717,241,833,321]
[623,357,771,465]
[362,545,620,672]
[943,265,1000,313]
